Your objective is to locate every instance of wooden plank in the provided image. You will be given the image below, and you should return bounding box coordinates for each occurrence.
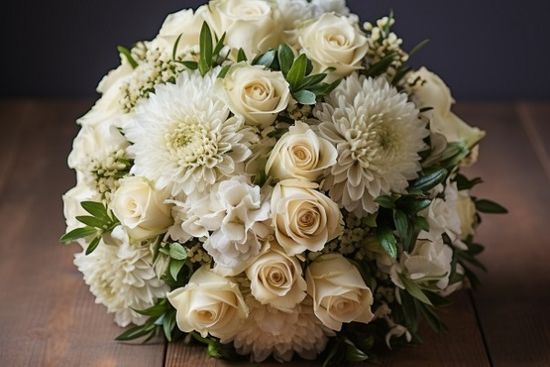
[517,102,550,182]
[165,293,489,367]
[0,100,166,367]
[456,102,550,367]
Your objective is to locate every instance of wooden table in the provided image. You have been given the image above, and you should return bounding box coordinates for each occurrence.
[0,100,548,366]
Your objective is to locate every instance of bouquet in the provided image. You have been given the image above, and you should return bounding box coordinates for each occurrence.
[62,0,507,364]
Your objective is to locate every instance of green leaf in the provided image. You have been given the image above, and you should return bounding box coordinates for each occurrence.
[172,33,183,61]
[180,61,198,70]
[169,243,187,260]
[170,259,185,281]
[237,48,247,62]
[295,73,327,91]
[286,54,308,90]
[212,32,226,61]
[308,79,342,97]
[85,236,101,255]
[81,201,109,221]
[400,291,420,333]
[117,45,138,68]
[344,340,368,362]
[76,215,106,229]
[376,226,398,259]
[375,195,395,209]
[414,216,430,232]
[391,65,412,85]
[409,168,448,193]
[293,89,316,105]
[252,49,276,67]
[60,226,98,243]
[398,197,431,213]
[199,22,213,76]
[393,210,409,240]
[456,174,483,191]
[408,39,430,58]
[399,274,432,305]
[418,302,448,333]
[132,299,168,317]
[277,43,294,75]
[217,64,231,79]
[162,310,176,342]
[365,52,396,78]
[115,322,156,341]
[475,199,508,214]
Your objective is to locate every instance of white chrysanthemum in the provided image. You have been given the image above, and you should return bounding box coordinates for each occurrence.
[315,74,428,214]
[124,69,258,196]
[230,297,332,363]
[74,226,169,327]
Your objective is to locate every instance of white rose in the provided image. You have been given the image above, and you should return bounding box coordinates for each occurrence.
[111,176,173,240]
[306,254,374,331]
[246,245,307,311]
[409,67,485,151]
[223,63,291,127]
[154,7,207,55]
[456,190,477,239]
[391,237,453,290]
[266,121,337,181]
[204,0,281,58]
[167,266,249,341]
[298,13,368,81]
[271,179,343,256]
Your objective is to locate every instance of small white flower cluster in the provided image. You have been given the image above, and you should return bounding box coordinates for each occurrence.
[63,0,492,363]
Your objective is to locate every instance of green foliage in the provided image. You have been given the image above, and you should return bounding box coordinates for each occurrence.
[475,199,508,214]
[408,168,448,193]
[60,201,119,255]
[191,332,244,360]
[117,45,138,68]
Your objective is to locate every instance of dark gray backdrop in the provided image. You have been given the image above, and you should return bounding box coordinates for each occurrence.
[2,0,549,99]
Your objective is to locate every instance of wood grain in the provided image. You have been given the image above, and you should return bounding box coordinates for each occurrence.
[456,102,550,367]
[517,102,550,182]
[0,100,166,367]
[165,292,489,367]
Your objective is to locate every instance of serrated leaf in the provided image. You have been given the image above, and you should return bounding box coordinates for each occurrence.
[199,22,213,76]
[237,48,247,62]
[286,53,308,90]
[117,45,138,68]
[399,274,432,305]
[475,199,508,214]
[376,226,398,259]
[60,226,98,243]
[169,243,187,260]
[170,259,185,281]
[76,215,107,229]
[81,201,109,220]
[409,168,448,193]
[252,49,276,67]
[85,236,101,255]
[293,89,316,105]
[278,43,294,75]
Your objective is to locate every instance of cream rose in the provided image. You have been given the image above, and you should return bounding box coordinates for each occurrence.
[204,0,281,58]
[306,254,374,331]
[154,7,207,54]
[167,267,249,341]
[298,13,368,81]
[391,238,453,290]
[409,67,485,152]
[223,64,291,127]
[271,179,342,256]
[246,245,307,311]
[265,121,337,181]
[456,190,477,239]
[111,176,173,240]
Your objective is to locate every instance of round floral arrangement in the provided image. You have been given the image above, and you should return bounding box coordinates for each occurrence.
[62,0,507,364]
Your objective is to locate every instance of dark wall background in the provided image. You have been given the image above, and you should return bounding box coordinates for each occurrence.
[2,0,549,99]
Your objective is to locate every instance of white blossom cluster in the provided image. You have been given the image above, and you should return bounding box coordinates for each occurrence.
[63,0,489,363]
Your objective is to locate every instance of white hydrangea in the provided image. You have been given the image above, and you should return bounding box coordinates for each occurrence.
[315,74,428,214]
[169,176,271,275]
[124,69,258,196]
[230,297,332,363]
[74,226,169,327]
